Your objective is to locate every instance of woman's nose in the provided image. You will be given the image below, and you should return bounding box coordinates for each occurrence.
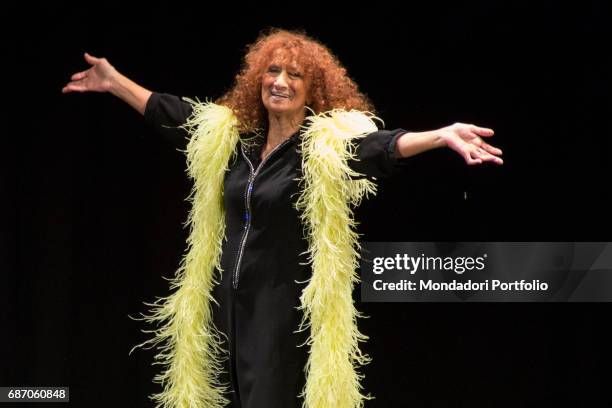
[273,71,288,88]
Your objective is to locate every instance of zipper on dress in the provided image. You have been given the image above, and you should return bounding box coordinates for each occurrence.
[231,138,293,289]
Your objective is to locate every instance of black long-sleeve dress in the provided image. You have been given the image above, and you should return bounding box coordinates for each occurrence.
[144,92,408,408]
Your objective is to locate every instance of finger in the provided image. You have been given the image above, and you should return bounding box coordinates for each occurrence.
[464,151,482,165]
[84,52,101,65]
[481,142,503,156]
[474,147,504,165]
[470,125,494,137]
[475,147,497,162]
[487,152,504,165]
[483,156,504,165]
[70,70,88,81]
[62,83,87,93]
[473,148,488,161]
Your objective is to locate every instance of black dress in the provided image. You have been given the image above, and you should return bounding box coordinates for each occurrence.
[144,92,407,408]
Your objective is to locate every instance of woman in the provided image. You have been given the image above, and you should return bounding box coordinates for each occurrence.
[63,29,502,408]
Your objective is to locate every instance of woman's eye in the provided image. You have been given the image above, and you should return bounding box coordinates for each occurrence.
[289,72,301,78]
[268,66,280,73]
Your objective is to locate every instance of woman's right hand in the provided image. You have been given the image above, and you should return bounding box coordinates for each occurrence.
[62,53,118,94]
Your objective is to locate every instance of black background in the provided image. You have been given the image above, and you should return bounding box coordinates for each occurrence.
[3,1,612,407]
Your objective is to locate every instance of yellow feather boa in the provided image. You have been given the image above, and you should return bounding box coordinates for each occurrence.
[133,101,380,408]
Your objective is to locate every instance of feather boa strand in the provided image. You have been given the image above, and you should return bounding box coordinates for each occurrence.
[296,110,379,408]
[131,101,240,408]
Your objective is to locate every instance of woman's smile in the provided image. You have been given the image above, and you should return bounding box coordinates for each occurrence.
[269,89,291,102]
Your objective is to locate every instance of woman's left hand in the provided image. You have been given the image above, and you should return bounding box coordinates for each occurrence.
[440,123,503,165]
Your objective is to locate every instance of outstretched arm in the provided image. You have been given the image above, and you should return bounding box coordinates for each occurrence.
[62,53,152,115]
[395,123,503,165]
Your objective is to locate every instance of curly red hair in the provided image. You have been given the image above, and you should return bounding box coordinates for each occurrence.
[216,28,374,133]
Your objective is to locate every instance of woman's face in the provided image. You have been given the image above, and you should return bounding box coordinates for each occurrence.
[261,53,308,121]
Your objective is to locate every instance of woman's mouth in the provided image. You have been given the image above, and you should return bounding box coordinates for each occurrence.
[270,91,290,100]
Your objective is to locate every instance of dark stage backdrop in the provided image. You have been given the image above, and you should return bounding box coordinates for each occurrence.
[4,2,612,407]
